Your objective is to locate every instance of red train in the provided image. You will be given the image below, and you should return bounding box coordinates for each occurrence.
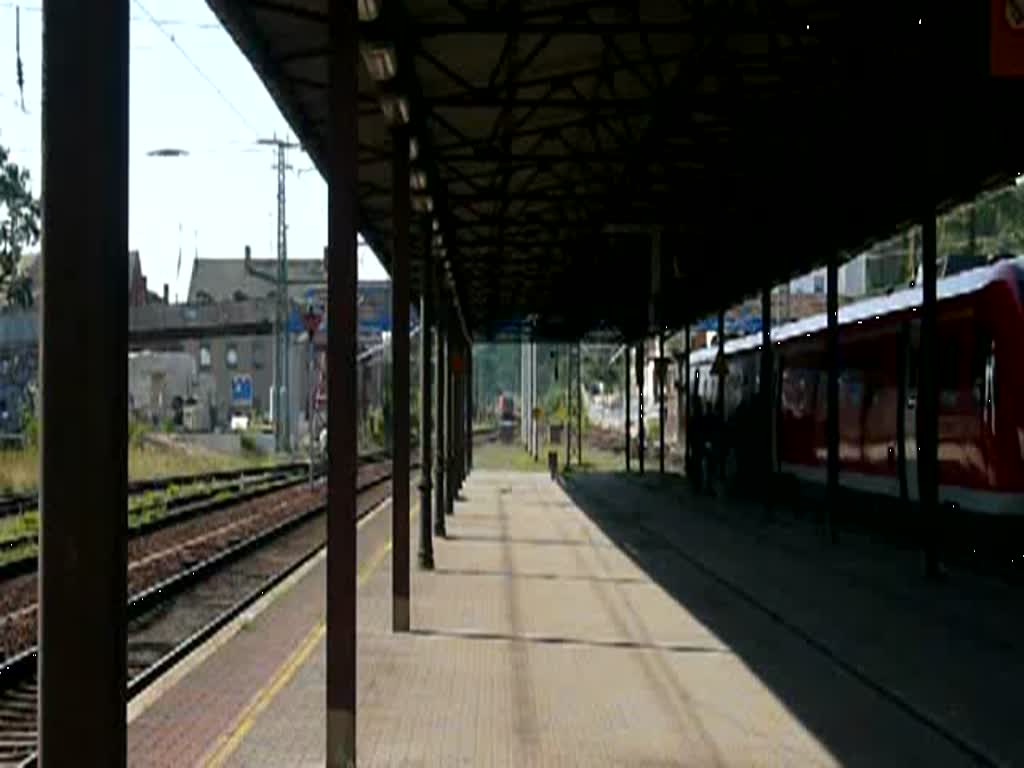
[497,393,516,424]
[689,257,1024,517]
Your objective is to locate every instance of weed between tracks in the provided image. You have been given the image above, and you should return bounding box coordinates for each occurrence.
[0,478,281,565]
[0,444,271,496]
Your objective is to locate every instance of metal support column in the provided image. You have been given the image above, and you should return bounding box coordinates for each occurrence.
[434,290,448,537]
[761,286,773,491]
[453,336,463,494]
[826,254,840,544]
[521,344,527,449]
[683,324,691,473]
[658,332,665,475]
[531,343,539,461]
[565,346,572,468]
[467,344,473,474]
[417,244,434,570]
[717,310,725,483]
[920,206,941,576]
[577,343,582,465]
[40,1,128,763]
[391,126,410,632]
[326,0,358,761]
[638,342,646,475]
[446,321,456,514]
[625,347,631,472]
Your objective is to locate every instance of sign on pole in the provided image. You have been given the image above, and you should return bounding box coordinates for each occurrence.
[231,374,254,407]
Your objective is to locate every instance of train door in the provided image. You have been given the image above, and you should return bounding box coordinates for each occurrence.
[903,319,920,503]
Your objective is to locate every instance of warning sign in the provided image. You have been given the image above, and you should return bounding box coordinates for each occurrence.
[992,0,1024,76]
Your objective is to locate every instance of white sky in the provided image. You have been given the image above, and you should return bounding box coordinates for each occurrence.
[0,0,389,304]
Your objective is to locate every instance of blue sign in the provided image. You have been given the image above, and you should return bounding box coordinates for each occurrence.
[231,374,253,407]
[693,314,762,336]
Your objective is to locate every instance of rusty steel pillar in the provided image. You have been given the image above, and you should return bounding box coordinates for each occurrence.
[417,242,434,570]
[40,1,129,764]
[826,254,840,544]
[919,206,941,577]
[434,287,448,537]
[391,125,410,632]
[638,343,646,475]
[624,347,631,472]
[658,333,666,474]
[326,0,359,760]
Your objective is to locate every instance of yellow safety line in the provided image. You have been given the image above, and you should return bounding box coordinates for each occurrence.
[205,619,326,768]
[203,500,408,768]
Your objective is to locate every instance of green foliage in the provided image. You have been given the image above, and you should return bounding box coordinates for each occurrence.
[0,145,40,308]
[366,405,385,448]
[21,410,38,449]
[240,432,260,455]
[128,418,150,449]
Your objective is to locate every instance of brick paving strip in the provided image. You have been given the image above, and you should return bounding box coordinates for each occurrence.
[125,484,396,768]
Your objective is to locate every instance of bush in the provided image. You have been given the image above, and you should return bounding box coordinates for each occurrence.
[128,418,150,449]
[240,432,260,456]
[22,412,38,449]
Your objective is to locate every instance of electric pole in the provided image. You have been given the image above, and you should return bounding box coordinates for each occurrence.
[253,136,298,452]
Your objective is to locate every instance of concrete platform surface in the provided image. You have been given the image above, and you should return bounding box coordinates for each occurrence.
[121,469,1010,767]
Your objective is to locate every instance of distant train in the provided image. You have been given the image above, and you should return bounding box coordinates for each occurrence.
[497,393,516,423]
[689,258,1024,517]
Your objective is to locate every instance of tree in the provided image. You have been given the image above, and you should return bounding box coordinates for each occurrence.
[0,145,40,308]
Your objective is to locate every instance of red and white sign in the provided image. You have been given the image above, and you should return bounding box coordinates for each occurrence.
[992,0,1024,77]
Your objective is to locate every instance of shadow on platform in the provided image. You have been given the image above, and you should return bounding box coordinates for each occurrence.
[560,472,1007,768]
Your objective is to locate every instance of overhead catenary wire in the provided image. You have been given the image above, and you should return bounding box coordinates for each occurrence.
[131,0,261,137]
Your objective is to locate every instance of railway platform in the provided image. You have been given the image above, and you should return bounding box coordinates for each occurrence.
[126,469,1019,766]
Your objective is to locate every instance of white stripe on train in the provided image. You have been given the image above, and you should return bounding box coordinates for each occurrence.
[780,462,1024,516]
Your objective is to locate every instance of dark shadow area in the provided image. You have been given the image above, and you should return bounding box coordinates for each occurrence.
[445,533,617,548]
[433,566,648,584]
[408,627,729,655]
[560,473,1006,768]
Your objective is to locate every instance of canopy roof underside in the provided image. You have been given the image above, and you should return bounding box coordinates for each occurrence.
[208,0,1024,341]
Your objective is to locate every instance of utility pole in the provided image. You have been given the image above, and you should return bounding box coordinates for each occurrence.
[249,136,301,453]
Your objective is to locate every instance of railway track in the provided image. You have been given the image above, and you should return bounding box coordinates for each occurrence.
[0,468,311,582]
[0,459,398,767]
[0,461,316,520]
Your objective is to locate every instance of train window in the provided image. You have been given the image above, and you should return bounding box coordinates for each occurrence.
[841,370,863,406]
[199,345,211,370]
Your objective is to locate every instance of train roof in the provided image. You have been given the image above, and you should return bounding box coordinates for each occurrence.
[687,257,1024,364]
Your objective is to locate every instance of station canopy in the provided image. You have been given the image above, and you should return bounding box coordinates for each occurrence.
[209,0,1024,341]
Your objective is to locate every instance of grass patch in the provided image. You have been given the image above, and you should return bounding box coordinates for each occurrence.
[473,436,625,474]
[0,443,270,495]
[0,539,38,567]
